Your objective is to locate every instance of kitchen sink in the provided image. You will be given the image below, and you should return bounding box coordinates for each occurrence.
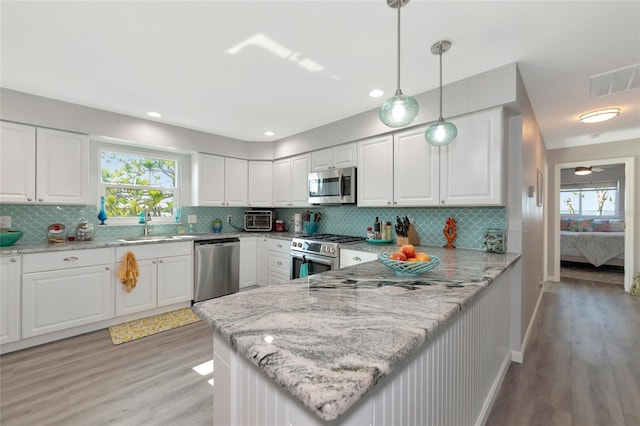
[118,235,193,243]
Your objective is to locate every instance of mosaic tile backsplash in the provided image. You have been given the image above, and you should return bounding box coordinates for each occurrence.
[1,203,506,250]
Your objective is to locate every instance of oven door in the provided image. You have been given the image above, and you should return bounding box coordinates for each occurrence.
[290,251,338,280]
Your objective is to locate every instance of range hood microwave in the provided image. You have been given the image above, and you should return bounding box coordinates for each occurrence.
[308,166,356,205]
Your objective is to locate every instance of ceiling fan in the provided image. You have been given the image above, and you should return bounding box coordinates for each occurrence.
[574,165,605,175]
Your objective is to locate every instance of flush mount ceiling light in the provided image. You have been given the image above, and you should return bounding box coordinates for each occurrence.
[578,108,620,123]
[425,40,457,147]
[379,0,419,128]
[264,131,275,136]
[574,166,592,176]
[147,111,162,118]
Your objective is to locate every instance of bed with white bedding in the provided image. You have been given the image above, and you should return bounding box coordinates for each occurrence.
[560,230,625,267]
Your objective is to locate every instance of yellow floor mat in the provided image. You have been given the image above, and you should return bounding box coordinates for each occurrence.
[108,307,200,345]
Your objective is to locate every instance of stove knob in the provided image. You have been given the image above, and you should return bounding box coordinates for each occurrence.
[296,242,302,247]
[320,246,326,252]
[330,247,335,253]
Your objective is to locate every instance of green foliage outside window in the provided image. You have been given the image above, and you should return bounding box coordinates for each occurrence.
[101,151,177,219]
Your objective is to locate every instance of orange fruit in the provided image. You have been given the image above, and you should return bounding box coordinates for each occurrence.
[414,252,431,262]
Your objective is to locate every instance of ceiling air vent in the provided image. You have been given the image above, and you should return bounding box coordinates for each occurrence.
[590,63,640,98]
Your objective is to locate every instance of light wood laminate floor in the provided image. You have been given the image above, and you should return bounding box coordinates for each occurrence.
[487,277,640,426]
[1,321,213,426]
[2,277,639,426]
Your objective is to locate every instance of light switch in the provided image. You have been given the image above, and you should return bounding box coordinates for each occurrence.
[0,216,11,228]
[187,215,197,224]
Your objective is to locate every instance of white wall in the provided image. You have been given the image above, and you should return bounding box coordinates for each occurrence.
[0,88,273,160]
[547,139,639,280]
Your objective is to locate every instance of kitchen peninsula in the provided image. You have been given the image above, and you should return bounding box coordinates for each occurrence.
[193,246,520,426]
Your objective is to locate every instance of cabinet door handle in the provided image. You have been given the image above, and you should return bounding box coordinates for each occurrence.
[38,198,44,202]
[10,258,17,263]
[159,259,163,263]
[387,201,391,205]
[277,261,282,266]
[441,200,445,204]
[393,201,398,205]
[353,257,361,262]
[277,244,282,248]
[152,260,157,264]
[63,256,79,261]
[27,197,33,201]
[105,266,110,270]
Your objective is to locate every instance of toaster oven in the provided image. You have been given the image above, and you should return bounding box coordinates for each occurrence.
[243,210,273,232]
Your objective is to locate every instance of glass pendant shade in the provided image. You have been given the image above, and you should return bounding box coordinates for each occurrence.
[425,120,457,146]
[379,92,419,128]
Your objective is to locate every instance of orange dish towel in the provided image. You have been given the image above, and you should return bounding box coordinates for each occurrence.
[117,251,140,293]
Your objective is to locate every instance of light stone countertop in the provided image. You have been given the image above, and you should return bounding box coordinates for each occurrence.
[0,231,296,255]
[193,246,521,422]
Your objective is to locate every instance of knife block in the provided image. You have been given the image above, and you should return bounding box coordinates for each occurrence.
[396,224,420,246]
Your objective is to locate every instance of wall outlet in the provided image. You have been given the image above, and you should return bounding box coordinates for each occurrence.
[227,215,233,223]
[187,215,197,224]
[0,216,11,228]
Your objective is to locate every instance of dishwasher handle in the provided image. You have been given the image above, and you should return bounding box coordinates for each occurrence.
[194,237,240,246]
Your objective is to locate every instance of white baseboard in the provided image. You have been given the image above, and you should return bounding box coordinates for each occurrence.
[511,285,544,364]
[476,350,513,426]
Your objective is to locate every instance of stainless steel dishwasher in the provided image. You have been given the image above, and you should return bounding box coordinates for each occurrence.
[193,237,240,302]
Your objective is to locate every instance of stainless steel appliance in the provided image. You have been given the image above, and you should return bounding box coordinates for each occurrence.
[308,166,356,205]
[244,210,273,232]
[194,237,240,302]
[290,234,365,279]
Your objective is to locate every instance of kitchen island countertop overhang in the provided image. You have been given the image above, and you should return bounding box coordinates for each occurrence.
[193,245,520,423]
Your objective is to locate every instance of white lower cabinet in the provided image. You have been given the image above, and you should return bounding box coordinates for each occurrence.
[239,236,257,288]
[0,255,21,344]
[115,242,192,316]
[267,238,291,285]
[256,237,268,286]
[339,249,378,268]
[22,248,114,338]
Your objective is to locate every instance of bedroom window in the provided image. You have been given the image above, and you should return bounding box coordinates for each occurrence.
[100,149,179,224]
[560,180,618,216]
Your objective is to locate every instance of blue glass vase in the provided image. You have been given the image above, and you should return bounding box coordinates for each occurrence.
[98,196,108,225]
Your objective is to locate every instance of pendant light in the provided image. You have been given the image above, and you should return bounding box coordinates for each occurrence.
[379,0,419,128]
[425,40,457,146]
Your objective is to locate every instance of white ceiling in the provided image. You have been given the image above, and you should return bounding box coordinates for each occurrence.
[1,1,639,149]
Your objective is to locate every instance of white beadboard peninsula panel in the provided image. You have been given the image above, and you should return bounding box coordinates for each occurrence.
[213,265,513,426]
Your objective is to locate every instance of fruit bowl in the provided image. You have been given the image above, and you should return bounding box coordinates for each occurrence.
[0,230,24,247]
[378,250,440,276]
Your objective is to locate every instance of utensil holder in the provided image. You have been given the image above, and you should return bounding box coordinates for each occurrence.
[305,222,318,235]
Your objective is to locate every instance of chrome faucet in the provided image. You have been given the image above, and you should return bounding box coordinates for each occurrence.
[143,206,152,236]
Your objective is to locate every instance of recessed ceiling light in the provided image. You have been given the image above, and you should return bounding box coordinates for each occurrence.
[369,89,384,98]
[147,111,162,118]
[578,108,620,123]
[264,131,275,136]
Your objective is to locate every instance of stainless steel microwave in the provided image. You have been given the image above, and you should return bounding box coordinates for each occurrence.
[308,166,356,205]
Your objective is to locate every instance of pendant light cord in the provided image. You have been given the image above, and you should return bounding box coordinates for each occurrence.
[396,3,401,95]
[438,43,444,121]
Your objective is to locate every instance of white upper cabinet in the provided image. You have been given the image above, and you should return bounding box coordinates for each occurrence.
[273,154,310,207]
[358,108,504,207]
[248,161,273,207]
[192,154,248,207]
[192,153,225,206]
[224,157,248,206]
[357,135,394,206]
[440,108,504,206]
[393,126,440,206]
[0,122,36,203]
[0,122,89,204]
[311,143,357,171]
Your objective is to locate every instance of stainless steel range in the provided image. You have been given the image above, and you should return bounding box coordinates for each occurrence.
[289,234,366,279]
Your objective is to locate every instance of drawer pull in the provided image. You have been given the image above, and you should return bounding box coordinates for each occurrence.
[277,261,282,266]
[10,258,17,263]
[63,256,79,261]
[277,244,282,248]
[105,266,110,270]
[159,260,163,263]
[353,257,362,262]
[152,260,157,264]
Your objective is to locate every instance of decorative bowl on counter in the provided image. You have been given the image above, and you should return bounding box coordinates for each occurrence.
[378,250,440,276]
[0,230,24,247]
